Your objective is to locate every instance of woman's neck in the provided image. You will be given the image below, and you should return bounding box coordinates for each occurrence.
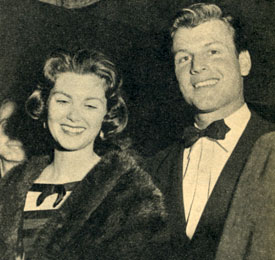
[36,148,101,184]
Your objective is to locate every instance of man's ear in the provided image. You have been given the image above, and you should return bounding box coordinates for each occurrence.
[238,50,251,76]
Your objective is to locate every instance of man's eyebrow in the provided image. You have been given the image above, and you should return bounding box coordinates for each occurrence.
[173,49,190,56]
[204,41,225,47]
[173,41,225,54]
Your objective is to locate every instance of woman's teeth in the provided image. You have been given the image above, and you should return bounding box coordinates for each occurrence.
[62,125,85,134]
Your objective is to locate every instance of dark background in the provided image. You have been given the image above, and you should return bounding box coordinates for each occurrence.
[0,0,275,155]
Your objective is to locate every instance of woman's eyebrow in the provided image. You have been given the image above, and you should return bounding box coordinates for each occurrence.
[51,91,71,99]
[85,97,105,104]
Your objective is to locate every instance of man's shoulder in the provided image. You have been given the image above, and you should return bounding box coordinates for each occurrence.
[250,109,274,126]
[245,109,275,137]
[142,142,183,191]
[145,143,181,168]
[230,110,275,163]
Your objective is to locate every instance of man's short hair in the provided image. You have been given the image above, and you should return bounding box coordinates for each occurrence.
[170,3,248,54]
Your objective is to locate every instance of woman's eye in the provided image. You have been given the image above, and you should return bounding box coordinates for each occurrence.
[85,104,97,109]
[56,99,69,104]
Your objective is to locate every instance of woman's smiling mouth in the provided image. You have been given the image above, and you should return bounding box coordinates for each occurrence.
[61,125,86,135]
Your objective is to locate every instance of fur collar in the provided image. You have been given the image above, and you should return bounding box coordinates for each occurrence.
[0,149,167,259]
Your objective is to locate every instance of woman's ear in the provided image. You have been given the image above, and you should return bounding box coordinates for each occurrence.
[239,50,251,76]
[99,130,105,140]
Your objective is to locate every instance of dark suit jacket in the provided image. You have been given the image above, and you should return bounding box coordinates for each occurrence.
[216,132,275,260]
[146,111,274,259]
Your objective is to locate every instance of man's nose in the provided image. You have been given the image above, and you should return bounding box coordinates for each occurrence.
[190,55,207,74]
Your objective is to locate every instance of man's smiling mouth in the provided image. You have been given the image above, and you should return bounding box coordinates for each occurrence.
[193,79,219,88]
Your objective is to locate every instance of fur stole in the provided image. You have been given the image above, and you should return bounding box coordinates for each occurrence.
[0,149,168,260]
[0,156,48,260]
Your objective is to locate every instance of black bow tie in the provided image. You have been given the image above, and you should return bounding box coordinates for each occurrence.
[36,184,66,208]
[182,119,230,148]
[31,182,78,208]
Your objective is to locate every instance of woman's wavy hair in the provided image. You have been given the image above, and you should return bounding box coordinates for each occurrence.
[26,49,128,141]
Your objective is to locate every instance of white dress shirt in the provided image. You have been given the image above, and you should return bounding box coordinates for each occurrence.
[182,104,251,239]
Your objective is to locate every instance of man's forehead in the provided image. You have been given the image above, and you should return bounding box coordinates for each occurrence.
[172,20,235,52]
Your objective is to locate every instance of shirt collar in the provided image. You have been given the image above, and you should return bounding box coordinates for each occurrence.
[224,103,251,131]
[217,103,251,152]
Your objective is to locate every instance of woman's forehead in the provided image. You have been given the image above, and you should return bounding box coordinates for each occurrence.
[56,72,106,87]
[52,72,107,100]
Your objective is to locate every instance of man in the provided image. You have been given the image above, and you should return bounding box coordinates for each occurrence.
[0,99,26,258]
[147,3,274,259]
[0,100,26,177]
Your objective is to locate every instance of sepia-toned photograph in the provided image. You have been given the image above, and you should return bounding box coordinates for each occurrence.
[0,0,274,259]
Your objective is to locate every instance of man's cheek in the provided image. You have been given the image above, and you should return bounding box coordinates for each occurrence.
[0,144,25,162]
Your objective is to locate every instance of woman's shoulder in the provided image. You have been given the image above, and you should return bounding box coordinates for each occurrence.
[26,155,51,169]
[96,148,166,212]
[98,148,154,186]
[84,149,168,259]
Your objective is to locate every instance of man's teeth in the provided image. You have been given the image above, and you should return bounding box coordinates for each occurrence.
[194,79,219,88]
[62,125,85,133]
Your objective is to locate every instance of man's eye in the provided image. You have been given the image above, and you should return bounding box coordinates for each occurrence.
[209,49,219,55]
[176,56,190,64]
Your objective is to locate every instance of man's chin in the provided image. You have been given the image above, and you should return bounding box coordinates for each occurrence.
[192,105,216,114]
[1,153,26,164]
[0,146,25,162]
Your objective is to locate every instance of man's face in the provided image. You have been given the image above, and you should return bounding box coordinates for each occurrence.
[173,20,251,116]
[0,101,25,163]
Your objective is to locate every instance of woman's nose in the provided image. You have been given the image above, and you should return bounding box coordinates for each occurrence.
[66,106,81,122]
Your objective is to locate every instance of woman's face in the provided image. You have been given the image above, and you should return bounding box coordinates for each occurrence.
[0,101,25,162]
[47,72,107,152]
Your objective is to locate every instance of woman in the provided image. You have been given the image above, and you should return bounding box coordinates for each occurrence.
[0,50,168,260]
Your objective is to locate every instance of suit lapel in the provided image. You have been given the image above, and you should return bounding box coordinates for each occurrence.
[152,143,188,245]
